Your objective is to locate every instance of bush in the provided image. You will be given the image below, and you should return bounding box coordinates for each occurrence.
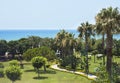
[95,65,110,83]
[23,46,56,61]
[5,66,22,83]
[0,69,4,77]
[9,60,19,66]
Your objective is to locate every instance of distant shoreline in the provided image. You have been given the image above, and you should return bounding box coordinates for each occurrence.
[0,30,120,41]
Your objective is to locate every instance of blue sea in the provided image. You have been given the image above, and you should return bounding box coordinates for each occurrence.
[0,30,120,41]
[0,30,79,41]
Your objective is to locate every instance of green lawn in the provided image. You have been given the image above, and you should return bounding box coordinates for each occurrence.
[0,61,92,83]
[1,56,119,83]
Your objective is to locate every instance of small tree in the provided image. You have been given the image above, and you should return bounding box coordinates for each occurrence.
[5,66,22,83]
[31,56,46,77]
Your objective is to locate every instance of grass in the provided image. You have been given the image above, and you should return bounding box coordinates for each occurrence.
[1,56,119,83]
[0,61,92,83]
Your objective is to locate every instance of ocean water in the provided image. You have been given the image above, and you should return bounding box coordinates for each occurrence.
[0,30,120,41]
[0,30,79,41]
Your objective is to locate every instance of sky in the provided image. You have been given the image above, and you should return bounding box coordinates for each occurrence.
[0,0,120,30]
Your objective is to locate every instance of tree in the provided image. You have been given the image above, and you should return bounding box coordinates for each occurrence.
[0,40,8,55]
[5,66,22,83]
[7,40,19,58]
[95,7,120,75]
[77,22,94,74]
[55,30,77,69]
[55,30,76,58]
[28,36,42,48]
[17,38,31,54]
[38,46,56,61]
[31,56,46,77]
[23,46,55,61]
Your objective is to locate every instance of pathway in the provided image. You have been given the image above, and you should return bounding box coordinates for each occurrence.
[51,64,97,80]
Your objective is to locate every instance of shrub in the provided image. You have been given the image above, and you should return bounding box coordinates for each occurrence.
[95,65,110,83]
[23,46,56,61]
[9,60,19,66]
[5,66,22,83]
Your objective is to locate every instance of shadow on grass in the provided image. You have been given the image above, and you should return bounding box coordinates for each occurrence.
[25,69,56,74]
[33,76,48,80]
[40,70,56,74]
[24,69,35,72]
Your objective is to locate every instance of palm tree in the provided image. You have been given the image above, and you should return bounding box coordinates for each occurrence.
[95,7,120,75]
[55,30,76,58]
[77,22,94,74]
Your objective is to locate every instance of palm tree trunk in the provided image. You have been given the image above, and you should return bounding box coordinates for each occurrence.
[106,31,113,76]
[85,37,89,74]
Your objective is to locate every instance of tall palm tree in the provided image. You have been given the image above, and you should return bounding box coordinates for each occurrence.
[95,7,120,75]
[77,22,94,74]
[55,30,76,58]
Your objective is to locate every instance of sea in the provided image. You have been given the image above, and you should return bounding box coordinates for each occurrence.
[0,30,120,41]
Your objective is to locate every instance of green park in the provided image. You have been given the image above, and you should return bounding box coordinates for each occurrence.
[0,6,120,83]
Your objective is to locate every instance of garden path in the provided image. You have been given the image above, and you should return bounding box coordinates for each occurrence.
[51,64,97,80]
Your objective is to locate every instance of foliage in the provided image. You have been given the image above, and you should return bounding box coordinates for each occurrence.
[23,46,56,61]
[31,56,47,77]
[5,66,22,83]
[23,48,37,61]
[7,40,19,56]
[54,30,77,58]
[59,55,80,70]
[38,46,56,61]
[95,65,110,83]
[95,7,120,75]
[93,62,120,83]
[9,60,19,66]
[113,39,120,57]
[111,62,120,83]
[0,40,8,55]
[32,56,45,69]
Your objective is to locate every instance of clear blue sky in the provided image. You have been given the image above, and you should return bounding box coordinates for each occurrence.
[0,0,119,30]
